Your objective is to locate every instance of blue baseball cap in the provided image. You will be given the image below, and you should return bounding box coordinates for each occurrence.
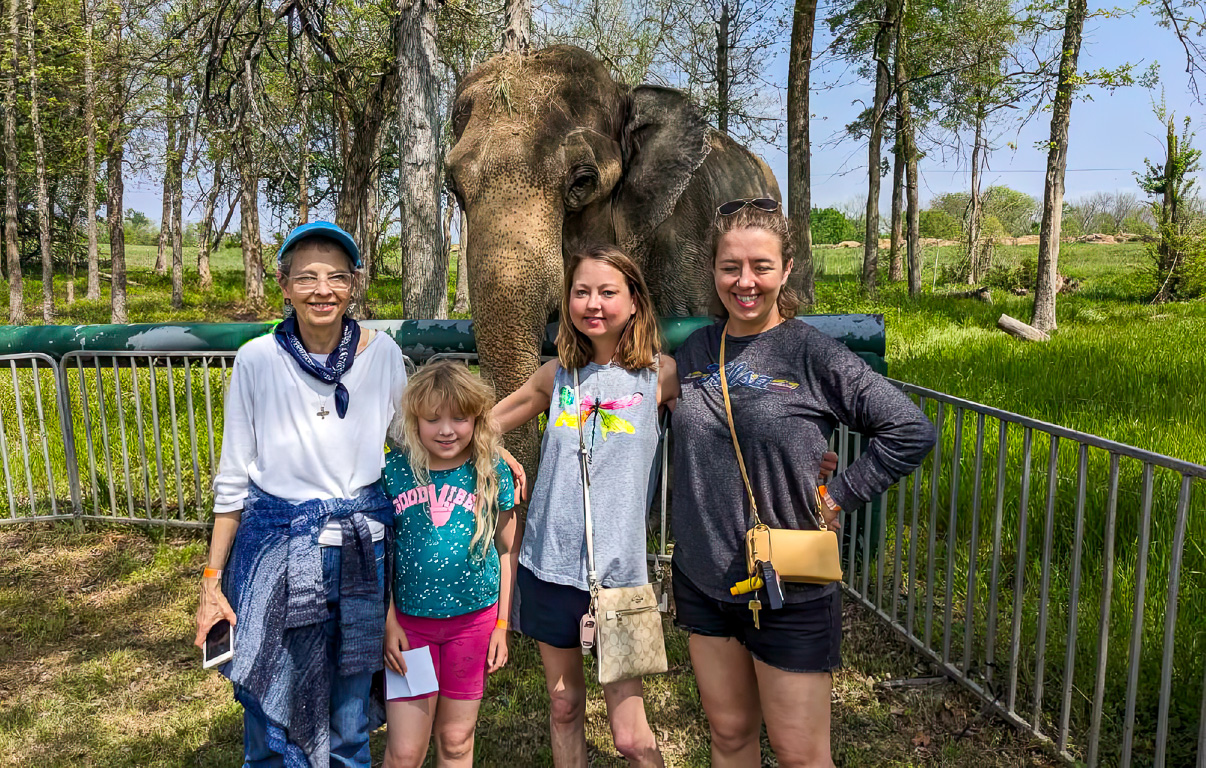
[279,221,362,268]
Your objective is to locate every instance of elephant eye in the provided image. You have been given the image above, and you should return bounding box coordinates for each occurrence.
[564,167,600,211]
[569,168,597,189]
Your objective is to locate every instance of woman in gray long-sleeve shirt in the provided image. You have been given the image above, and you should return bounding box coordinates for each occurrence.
[670,199,936,767]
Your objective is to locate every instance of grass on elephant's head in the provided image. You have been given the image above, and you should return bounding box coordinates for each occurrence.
[0,524,1064,767]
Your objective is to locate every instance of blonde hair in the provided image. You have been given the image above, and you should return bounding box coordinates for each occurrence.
[557,245,661,371]
[394,361,503,559]
[710,206,800,321]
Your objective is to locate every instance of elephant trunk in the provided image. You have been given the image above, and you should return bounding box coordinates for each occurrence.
[464,187,564,474]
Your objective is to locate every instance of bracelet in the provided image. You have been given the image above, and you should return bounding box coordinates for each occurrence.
[495,618,509,630]
[817,485,841,513]
[203,568,223,579]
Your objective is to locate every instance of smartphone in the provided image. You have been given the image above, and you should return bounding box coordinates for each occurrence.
[203,619,235,669]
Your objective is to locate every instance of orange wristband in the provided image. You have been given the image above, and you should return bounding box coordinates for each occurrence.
[817,485,841,513]
[495,619,509,630]
[203,568,223,579]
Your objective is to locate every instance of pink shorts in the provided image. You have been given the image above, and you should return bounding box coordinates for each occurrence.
[390,603,497,701]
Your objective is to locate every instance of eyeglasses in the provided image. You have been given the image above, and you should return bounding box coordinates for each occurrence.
[716,198,781,216]
[290,272,354,292]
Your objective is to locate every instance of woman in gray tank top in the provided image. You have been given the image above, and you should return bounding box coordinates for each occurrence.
[492,245,679,768]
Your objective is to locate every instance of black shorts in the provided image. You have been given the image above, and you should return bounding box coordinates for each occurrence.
[672,559,842,673]
[514,563,591,650]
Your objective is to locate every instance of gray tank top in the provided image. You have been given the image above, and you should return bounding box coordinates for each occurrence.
[520,362,660,590]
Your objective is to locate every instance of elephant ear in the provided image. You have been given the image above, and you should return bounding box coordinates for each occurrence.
[615,85,712,255]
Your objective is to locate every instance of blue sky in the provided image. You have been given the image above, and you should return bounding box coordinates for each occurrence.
[125,4,1201,227]
[755,0,1203,211]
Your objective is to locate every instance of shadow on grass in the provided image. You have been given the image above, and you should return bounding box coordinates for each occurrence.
[0,524,1069,767]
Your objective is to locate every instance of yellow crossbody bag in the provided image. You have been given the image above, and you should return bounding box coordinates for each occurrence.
[719,327,844,585]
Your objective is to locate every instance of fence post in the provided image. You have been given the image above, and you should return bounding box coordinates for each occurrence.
[52,358,84,531]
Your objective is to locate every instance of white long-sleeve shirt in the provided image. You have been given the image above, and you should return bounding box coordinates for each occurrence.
[213,331,408,544]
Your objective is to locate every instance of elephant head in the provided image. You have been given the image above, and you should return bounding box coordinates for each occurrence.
[446,45,779,467]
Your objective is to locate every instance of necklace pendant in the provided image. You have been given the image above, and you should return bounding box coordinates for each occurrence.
[317,405,330,420]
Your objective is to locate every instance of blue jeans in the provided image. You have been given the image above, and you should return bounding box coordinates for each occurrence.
[243,540,386,768]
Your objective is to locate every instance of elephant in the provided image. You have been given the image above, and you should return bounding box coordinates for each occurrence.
[445,44,782,469]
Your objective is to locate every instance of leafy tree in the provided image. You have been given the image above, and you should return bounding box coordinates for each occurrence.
[810,207,857,244]
[918,209,960,239]
[1137,109,1204,301]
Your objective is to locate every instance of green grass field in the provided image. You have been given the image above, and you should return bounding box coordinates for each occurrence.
[0,239,1202,765]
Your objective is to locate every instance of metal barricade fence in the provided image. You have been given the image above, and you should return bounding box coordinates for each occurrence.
[837,381,1206,767]
[60,351,236,528]
[0,353,78,524]
[4,350,1205,765]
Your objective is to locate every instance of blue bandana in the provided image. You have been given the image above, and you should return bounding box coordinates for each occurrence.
[273,316,361,419]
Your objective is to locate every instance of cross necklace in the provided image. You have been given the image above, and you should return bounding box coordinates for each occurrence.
[316,391,332,420]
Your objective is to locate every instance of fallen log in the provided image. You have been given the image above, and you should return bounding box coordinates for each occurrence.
[997,313,1050,342]
[950,286,992,302]
[98,272,143,287]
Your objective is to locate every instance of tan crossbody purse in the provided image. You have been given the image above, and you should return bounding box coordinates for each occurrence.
[719,327,844,586]
[574,369,668,685]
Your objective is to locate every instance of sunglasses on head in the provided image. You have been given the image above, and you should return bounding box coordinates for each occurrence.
[716,198,781,216]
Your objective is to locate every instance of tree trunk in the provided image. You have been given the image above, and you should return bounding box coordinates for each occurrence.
[1031,0,1086,334]
[862,0,896,296]
[170,78,186,309]
[212,194,236,253]
[1154,116,1178,303]
[362,144,381,292]
[905,108,920,297]
[4,0,23,323]
[238,150,264,308]
[155,77,176,276]
[397,0,446,319]
[898,0,920,297]
[25,0,53,321]
[106,0,126,324]
[441,199,454,314]
[198,162,220,289]
[83,0,100,301]
[786,0,818,308]
[888,65,904,282]
[454,207,469,314]
[297,40,311,224]
[501,0,531,53]
[966,104,985,283]
[716,0,731,136]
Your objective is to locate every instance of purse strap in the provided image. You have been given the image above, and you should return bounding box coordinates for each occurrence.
[718,324,828,532]
[573,368,600,593]
[718,327,763,528]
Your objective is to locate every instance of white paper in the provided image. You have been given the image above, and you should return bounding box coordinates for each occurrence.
[385,646,439,700]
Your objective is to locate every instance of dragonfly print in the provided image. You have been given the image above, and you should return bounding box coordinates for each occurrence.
[554,386,644,460]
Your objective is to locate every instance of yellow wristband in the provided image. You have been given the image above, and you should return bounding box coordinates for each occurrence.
[203,568,223,579]
[495,619,509,630]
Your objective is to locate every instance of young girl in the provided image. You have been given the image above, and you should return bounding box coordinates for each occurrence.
[491,244,677,767]
[381,361,518,768]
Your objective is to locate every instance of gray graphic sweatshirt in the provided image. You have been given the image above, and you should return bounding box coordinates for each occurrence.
[671,319,937,604]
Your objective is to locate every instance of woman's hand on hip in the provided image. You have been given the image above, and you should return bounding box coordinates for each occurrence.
[194,578,237,650]
[383,608,411,675]
[499,448,527,503]
[486,627,509,673]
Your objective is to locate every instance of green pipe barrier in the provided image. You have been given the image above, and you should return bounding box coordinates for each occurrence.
[0,314,886,371]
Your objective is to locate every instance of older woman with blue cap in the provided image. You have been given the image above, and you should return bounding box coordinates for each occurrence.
[194,221,407,767]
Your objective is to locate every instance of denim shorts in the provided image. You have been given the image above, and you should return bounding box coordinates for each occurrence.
[672,559,842,674]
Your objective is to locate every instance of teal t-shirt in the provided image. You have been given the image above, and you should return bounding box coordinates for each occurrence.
[383,449,516,618]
